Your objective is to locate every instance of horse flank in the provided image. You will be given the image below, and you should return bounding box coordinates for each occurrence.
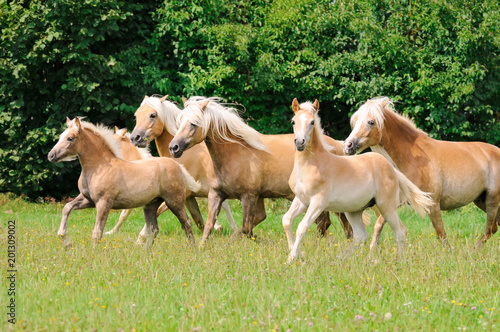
[181,96,268,152]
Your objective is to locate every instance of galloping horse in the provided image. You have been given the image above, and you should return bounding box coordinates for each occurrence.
[104,127,153,235]
[168,97,351,246]
[283,99,432,262]
[129,95,238,233]
[48,118,199,247]
[344,97,500,247]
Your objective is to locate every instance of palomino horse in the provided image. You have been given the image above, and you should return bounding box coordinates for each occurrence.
[168,97,351,246]
[48,117,199,247]
[344,97,500,247]
[104,127,153,235]
[129,95,238,233]
[283,99,432,262]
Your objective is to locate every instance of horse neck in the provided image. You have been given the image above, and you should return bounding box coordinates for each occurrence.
[295,125,327,167]
[78,129,117,172]
[378,110,423,166]
[120,140,142,161]
[154,129,174,158]
[203,128,250,166]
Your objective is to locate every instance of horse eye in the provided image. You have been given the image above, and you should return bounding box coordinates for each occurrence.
[311,120,315,126]
[190,123,198,128]
[149,113,156,119]
[67,137,73,142]
[368,120,375,126]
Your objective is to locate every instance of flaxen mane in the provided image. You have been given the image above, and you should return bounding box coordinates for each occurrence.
[73,120,124,159]
[180,96,268,151]
[139,96,181,136]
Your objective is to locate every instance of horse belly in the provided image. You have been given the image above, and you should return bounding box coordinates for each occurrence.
[325,191,375,213]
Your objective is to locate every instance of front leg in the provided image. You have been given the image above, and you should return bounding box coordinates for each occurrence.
[58,193,94,245]
[288,198,326,263]
[136,200,162,249]
[92,200,112,242]
[200,189,227,247]
[282,197,307,251]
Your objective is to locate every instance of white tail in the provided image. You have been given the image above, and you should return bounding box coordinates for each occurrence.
[179,165,201,193]
[396,169,433,217]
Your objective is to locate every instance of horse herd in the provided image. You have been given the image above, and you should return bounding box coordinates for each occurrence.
[48,96,500,262]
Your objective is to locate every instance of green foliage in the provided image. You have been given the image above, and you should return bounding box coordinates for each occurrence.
[1,0,500,199]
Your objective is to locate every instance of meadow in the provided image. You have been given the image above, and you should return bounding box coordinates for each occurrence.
[1,193,499,331]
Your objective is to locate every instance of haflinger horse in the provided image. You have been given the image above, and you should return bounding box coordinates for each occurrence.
[283,99,433,263]
[344,97,500,248]
[104,127,153,235]
[168,96,352,247]
[48,117,200,248]
[129,95,238,234]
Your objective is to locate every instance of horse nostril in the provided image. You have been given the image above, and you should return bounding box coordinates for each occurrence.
[134,134,141,142]
[171,144,179,153]
[346,141,353,149]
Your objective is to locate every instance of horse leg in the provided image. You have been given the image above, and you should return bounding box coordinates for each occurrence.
[136,201,162,249]
[473,198,499,235]
[340,211,368,259]
[338,213,354,239]
[156,202,169,217]
[282,197,307,251]
[380,209,407,257]
[288,198,326,263]
[91,200,112,242]
[314,212,331,237]
[249,197,267,238]
[200,189,227,247]
[105,209,132,235]
[221,200,239,233]
[59,193,94,246]
[477,194,500,248]
[369,215,387,250]
[164,197,195,246]
[428,204,449,246]
[185,196,205,232]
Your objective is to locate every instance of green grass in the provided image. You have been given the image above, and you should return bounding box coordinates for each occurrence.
[1,193,499,331]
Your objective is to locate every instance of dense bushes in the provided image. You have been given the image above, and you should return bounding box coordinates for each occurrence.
[1,0,499,199]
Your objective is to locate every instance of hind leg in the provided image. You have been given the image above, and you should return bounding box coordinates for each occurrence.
[477,194,500,248]
[474,199,499,236]
[200,189,227,246]
[136,200,162,249]
[315,212,331,237]
[156,202,169,217]
[221,200,239,233]
[165,198,195,246]
[249,197,267,237]
[105,209,132,235]
[369,215,387,250]
[185,196,205,232]
[340,211,368,259]
[380,209,407,256]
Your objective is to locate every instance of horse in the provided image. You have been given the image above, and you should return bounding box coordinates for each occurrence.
[48,117,200,248]
[104,127,154,235]
[283,98,433,262]
[343,97,500,248]
[168,96,352,247]
[129,95,238,234]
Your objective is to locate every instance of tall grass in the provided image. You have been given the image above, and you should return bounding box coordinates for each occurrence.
[1,194,499,331]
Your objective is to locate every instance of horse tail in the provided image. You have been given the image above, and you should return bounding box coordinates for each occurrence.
[395,169,433,218]
[179,165,201,193]
[362,210,371,226]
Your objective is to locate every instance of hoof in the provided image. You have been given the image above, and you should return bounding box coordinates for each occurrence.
[230,229,245,242]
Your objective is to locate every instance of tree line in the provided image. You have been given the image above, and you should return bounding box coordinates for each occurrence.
[1,0,499,199]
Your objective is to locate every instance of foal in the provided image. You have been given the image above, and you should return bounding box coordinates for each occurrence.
[48,118,199,247]
[283,99,432,262]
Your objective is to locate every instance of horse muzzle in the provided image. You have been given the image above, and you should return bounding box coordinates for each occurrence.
[130,130,149,148]
[47,150,59,163]
[343,139,360,155]
[169,140,186,158]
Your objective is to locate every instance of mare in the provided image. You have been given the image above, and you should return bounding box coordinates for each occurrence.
[168,97,351,246]
[344,97,500,247]
[129,95,238,233]
[48,118,199,247]
[283,99,432,262]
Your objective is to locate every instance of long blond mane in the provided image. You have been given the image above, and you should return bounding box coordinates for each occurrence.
[140,96,181,135]
[299,101,335,152]
[353,96,427,135]
[180,96,268,151]
[75,120,124,159]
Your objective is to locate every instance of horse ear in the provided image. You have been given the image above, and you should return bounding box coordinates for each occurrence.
[114,126,119,132]
[199,100,210,111]
[292,98,300,114]
[74,117,82,131]
[160,94,169,102]
[66,117,71,126]
[143,95,149,101]
[182,96,188,105]
[312,99,320,114]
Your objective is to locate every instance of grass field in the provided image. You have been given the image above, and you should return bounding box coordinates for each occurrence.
[1,193,499,331]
